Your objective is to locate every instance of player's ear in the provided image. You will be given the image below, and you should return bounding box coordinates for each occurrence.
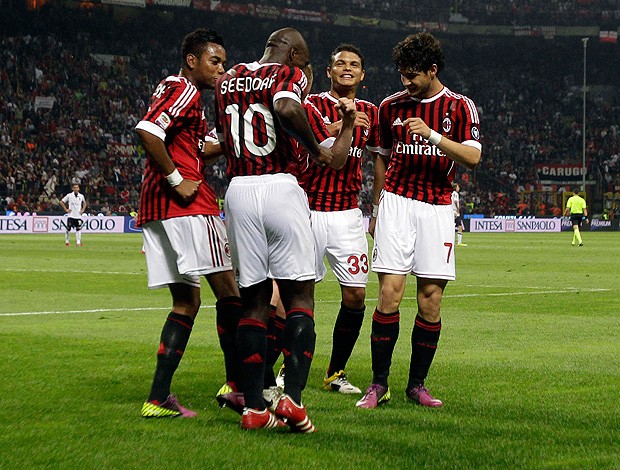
[186,53,196,71]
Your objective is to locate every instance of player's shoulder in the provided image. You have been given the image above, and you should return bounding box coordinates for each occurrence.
[379,90,409,108]
[354,97,378,110]
[163,75,198,99]
[444,86,476,105]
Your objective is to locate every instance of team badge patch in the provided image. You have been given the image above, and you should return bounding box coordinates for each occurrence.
[442,118,452,133]
[471,126,480,140]
[155,112,171,130]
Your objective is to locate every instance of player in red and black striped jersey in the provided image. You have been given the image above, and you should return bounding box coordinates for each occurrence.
[215,28,338,432]
[358,33,482,410]
[135,29,244,419]
[301,44,381,395]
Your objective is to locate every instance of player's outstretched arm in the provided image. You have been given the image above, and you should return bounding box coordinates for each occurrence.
[274,97,329,166]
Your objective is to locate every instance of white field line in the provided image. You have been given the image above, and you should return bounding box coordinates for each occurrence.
[0,288,610,317]
[0,268,142,275]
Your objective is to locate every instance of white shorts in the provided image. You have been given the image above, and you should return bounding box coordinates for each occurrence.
[371,191,456,280]
[224,173,315,288]
[142,215,232,289]
[311,208,369,287]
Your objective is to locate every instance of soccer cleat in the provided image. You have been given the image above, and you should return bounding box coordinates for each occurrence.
[275,364,285,389]
[216,382,235,397]
[241,408,286,430]
[263,386,283,412]
[77,243,84,246]
[406,385,443,407]
[323,370,362,394]
[579,243,584,247]
[275,394,316,433]
[355,384,391,409]
[141,394,197,418]
[216,391,246,415]
[457,243,468,246]
[65,242,70,246]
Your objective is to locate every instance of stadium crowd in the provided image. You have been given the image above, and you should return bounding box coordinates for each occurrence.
[1,5,619,217]
[225,0,620,27]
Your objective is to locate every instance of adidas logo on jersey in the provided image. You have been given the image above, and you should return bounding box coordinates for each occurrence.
[392,117,403,126]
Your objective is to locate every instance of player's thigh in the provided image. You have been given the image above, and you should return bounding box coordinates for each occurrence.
[310,210,329,282]
[264,177,314,282]
[161,215,232,276]
[371,191,416,274]
[224,178,270,287]
[412,202,455,281]
[325,209,369,287]
[142,221,200,289]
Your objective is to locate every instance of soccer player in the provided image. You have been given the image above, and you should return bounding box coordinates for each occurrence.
[302,44,381,394]
[215,28,354,432]
[136,29,243,419]
[564,188,588,246]
[356,32,482,409]
[60,183,86,246]
[451,183,466,246]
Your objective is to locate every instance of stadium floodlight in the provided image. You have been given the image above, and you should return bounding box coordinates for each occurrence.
[581,37,588,194]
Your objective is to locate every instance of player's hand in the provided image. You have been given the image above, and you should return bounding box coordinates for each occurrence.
[368,216,377,239]
[315,147,333,168]
[336,98,357,127]
[353,111,370,129]
[173,178,202,203]
[403,117,431,139]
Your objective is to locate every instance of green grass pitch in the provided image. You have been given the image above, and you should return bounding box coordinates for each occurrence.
[1,232,618,469]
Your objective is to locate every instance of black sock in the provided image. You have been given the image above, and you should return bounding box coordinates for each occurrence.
[236,318,267,410]
[370,309,400,387]
[327,303,365,376]
[264,306,285,387]
[148,312,194,403]
[281,308,315,404]
[216,296,243,390]
[408,315,441,388]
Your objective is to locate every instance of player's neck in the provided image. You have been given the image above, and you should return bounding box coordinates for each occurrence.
[329,87,356,100]
[422,80,444,100]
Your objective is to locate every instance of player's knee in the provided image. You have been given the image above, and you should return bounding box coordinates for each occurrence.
[341,286,365,309]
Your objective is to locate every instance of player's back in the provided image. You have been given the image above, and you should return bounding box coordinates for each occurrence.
[215,61,306,179]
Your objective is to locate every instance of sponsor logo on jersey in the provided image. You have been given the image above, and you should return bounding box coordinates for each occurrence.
[392,117,403,126]
[155,112,171,130]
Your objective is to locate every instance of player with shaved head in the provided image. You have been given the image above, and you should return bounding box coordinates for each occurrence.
[215,27,354,432]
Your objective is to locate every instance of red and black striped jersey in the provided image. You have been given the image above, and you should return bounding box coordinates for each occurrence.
[301,92,380,211]
[378,86,481,205]
[287,99,335,178]
[214,61,307,178]
[136,75,219,226]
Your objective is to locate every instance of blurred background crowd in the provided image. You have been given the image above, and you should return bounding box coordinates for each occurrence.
[1,1,619,218]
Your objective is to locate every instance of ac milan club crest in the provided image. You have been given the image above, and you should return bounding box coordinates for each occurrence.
[442,117,452,133]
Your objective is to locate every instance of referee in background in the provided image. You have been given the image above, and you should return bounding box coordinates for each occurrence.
[564,188,588,246]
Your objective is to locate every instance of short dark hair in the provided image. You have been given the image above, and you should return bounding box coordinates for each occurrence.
[181,28,224,64]
[393,32,444,74]
[329,43,365,69]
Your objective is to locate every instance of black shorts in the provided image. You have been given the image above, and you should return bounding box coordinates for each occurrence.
[454,216,463,228]
[569,214,584,226]
[67,217,83,230]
